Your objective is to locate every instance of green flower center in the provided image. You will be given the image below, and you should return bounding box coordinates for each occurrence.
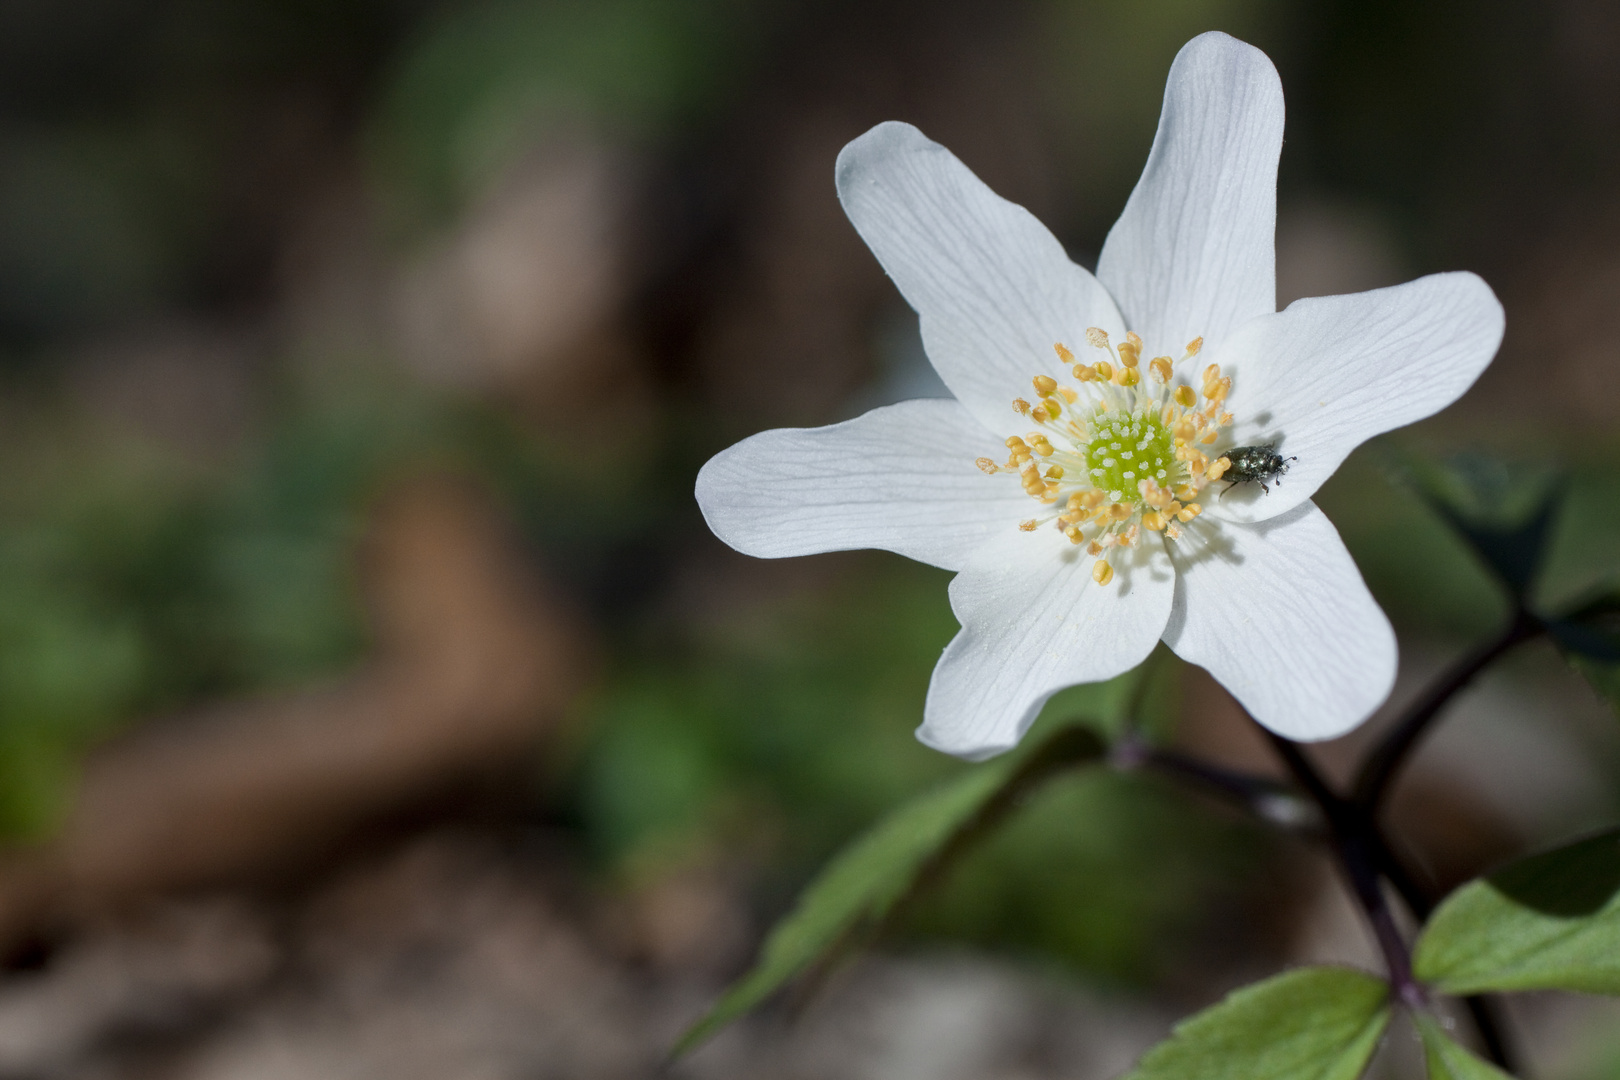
[1086,409,1175,503]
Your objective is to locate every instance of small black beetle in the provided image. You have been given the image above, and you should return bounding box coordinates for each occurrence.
[1219,444,1296,495]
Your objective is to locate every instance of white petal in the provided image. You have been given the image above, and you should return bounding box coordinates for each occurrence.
[919,529,1175,760]
[836,121,1125,433]
[1206,272,1505,524]
[1096,32,1283,354]
[694,398,1029,572]
[1163,503,1396,741]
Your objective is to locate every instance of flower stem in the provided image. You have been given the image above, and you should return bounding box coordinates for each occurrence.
[1352,609,1543,813]
[1114,737,1322,833]
[1361,822,1517,1071]
[1134,724,1518,1070]
[1261,730,1427,1008]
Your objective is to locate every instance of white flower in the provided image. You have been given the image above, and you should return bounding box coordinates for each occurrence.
[694,32,1504,760]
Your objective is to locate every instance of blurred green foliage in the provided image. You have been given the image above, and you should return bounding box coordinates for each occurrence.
[574,561,967,874]
[907,769,1263,982]
[574,560,1269,985]
[675,719,1109,1056]
[0,551,142,837]
[0,388,452,836]
[370,0,758,228]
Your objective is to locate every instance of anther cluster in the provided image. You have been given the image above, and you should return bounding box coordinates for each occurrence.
[974,328,1239,587]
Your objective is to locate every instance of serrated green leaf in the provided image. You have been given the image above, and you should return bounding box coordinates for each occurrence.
[1121,966,1390,1080]
[1415,1015,1515,1079]
[1414,830,1620,995]
[671,723,1105,1057]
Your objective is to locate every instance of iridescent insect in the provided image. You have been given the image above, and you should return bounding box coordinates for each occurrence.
[1219,444,1296,496]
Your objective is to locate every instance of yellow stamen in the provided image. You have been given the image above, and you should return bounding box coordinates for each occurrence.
[1186,336,1203,356]
[1206,457,1231,481]
[993,328,1231,581]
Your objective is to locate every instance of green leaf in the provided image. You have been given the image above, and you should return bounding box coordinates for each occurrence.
[1554,589,1620,712]
[1415,1015,1515,1079]
[1121,966,1390,1080]
[671,723,1105,1057]
[1573,657,1620,719]
[1548,619,1620,663]
[1549,587,1620,666]
[1398,452,1565,597]
[1413,829,1620,995]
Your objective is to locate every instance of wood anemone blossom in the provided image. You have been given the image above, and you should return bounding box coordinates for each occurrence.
[696,32,1504,761]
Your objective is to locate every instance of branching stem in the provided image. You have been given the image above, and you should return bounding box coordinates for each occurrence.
[1262,731,1426,1008]
[1352,609,1543,812]
[1364,826,1516,1070]
[1124,599,1569,1069]
[1114,737,1322,834]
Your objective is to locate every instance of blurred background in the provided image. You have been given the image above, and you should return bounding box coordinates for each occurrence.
[0,0,1617,1076]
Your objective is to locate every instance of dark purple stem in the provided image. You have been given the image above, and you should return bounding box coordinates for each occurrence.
[1352,610,1542,813]
[1263,730,1427,1008]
